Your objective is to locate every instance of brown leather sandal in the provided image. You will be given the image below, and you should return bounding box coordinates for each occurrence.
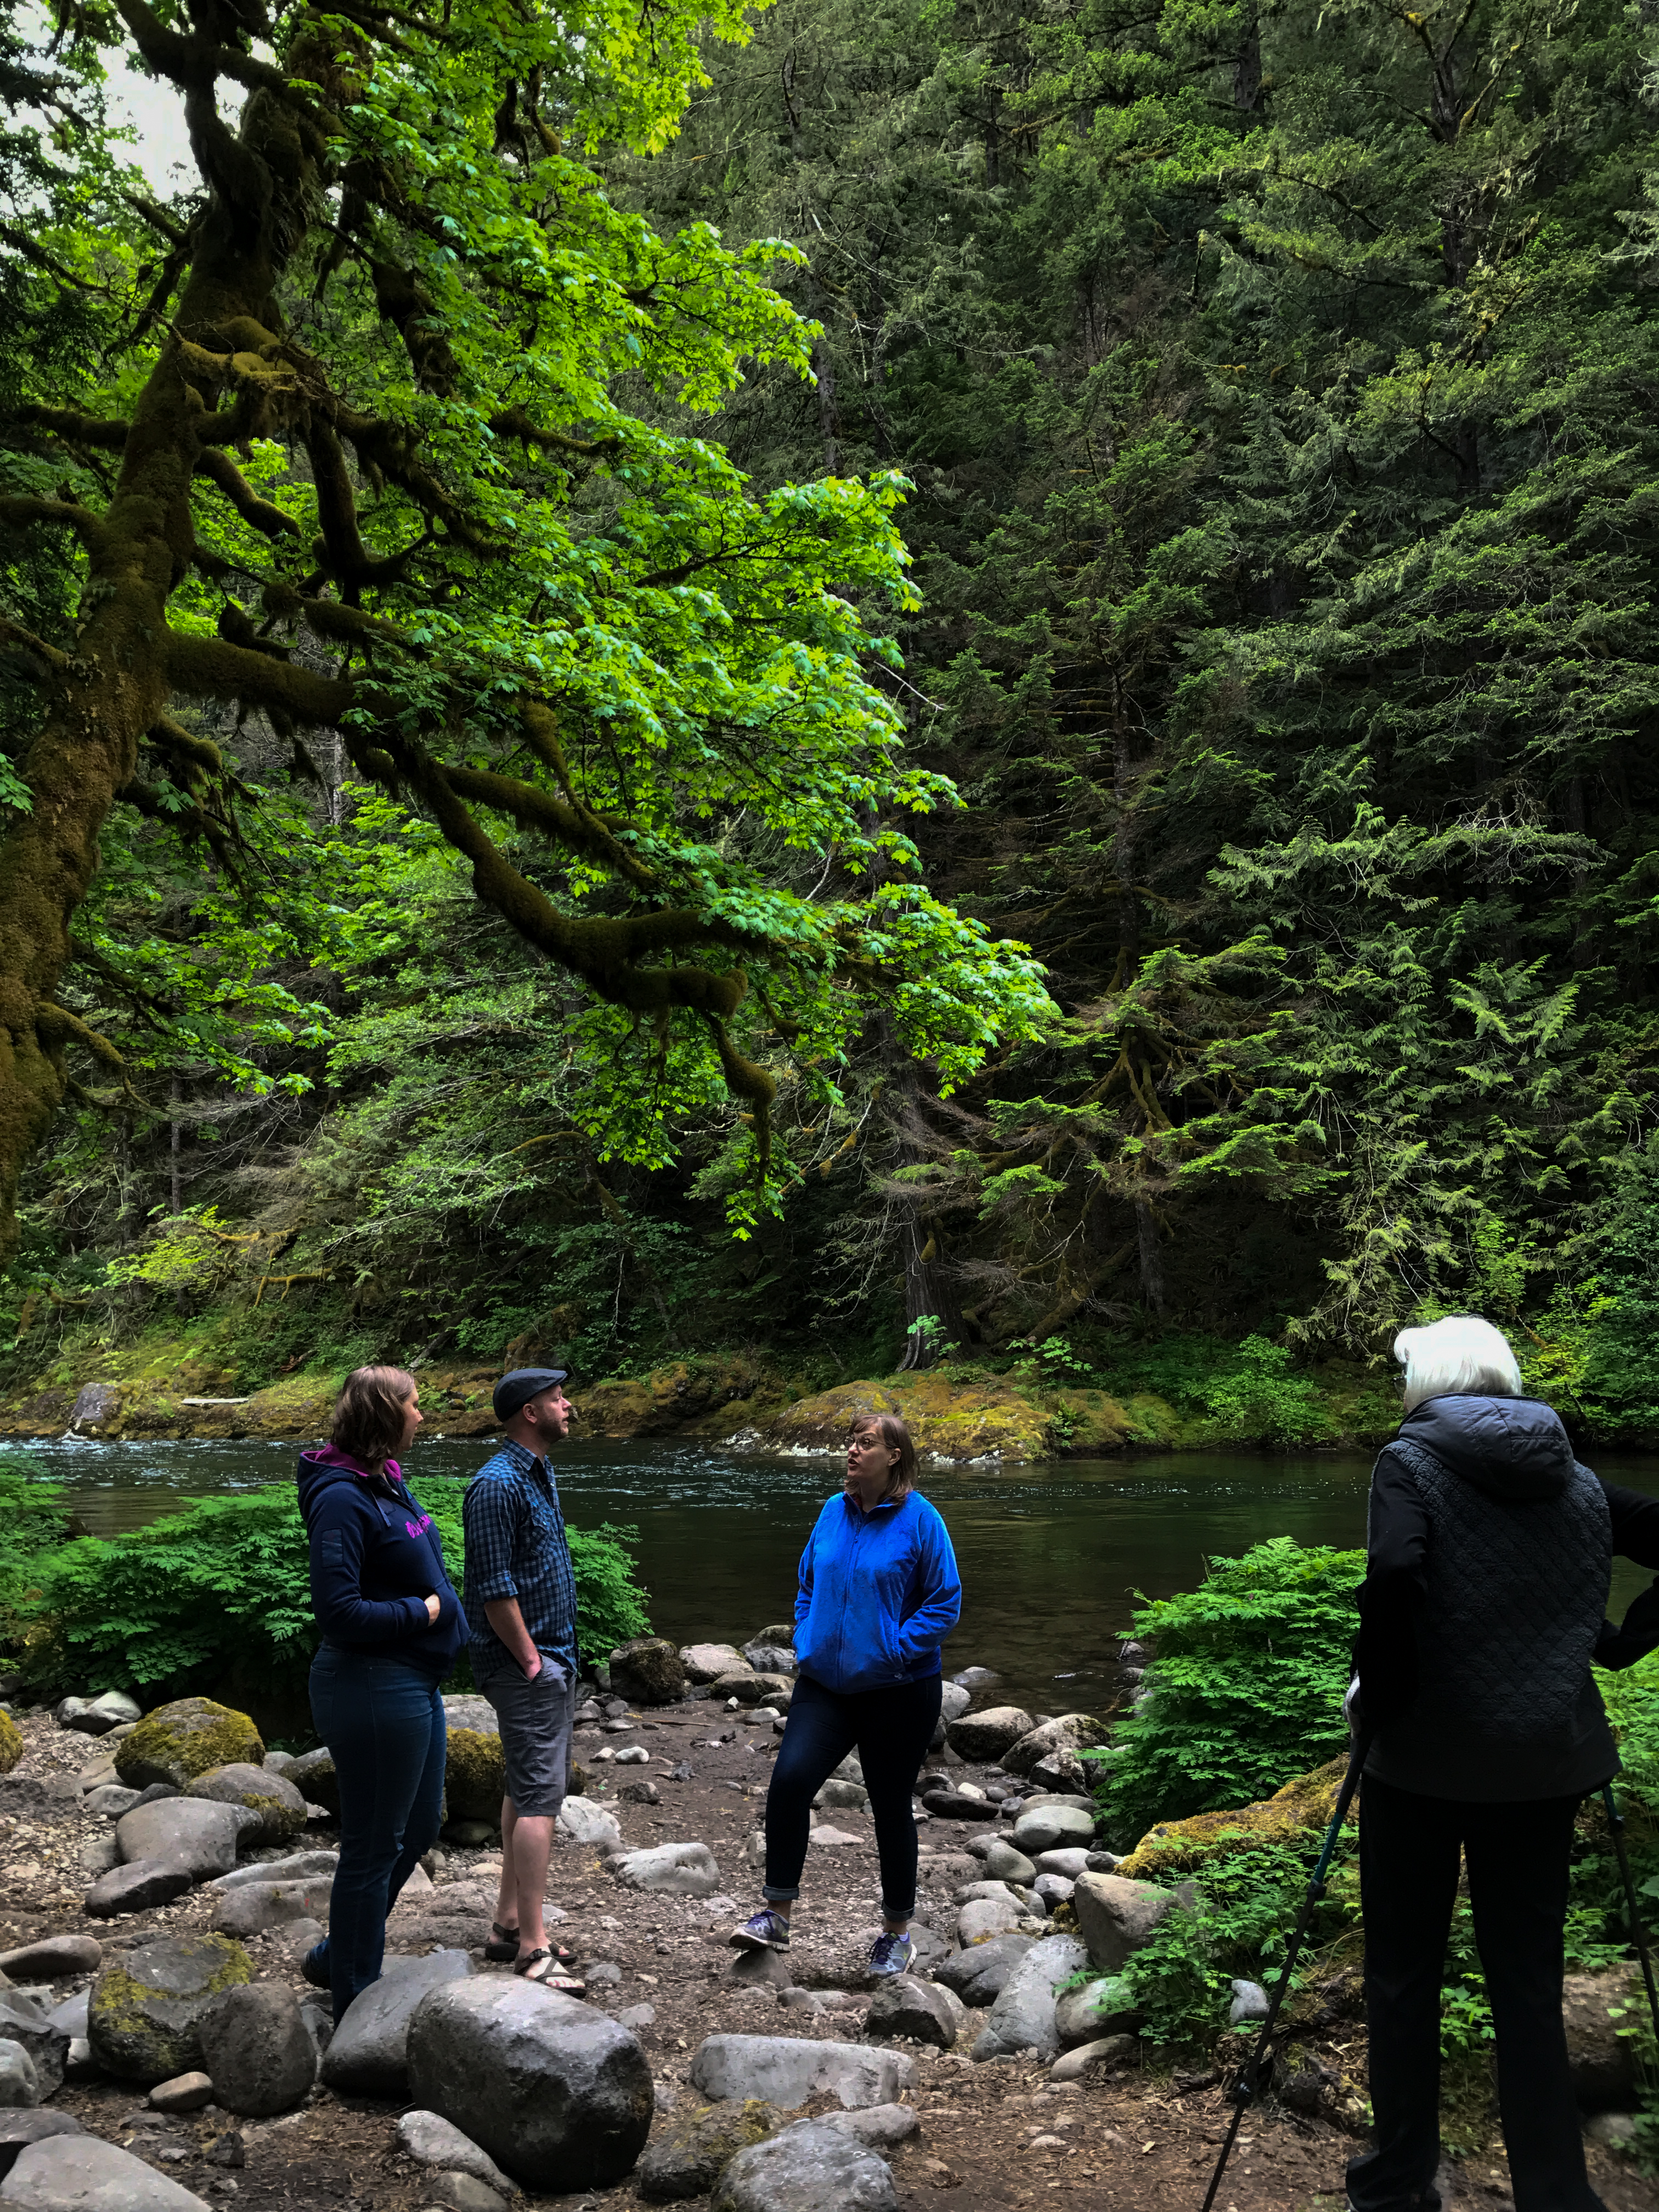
[514,1946,585,1994]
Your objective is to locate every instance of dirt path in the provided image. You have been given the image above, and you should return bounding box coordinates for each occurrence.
[2,1700,1652,2210]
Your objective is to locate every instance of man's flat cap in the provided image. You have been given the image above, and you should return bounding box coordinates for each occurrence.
[493,1367,570,1423]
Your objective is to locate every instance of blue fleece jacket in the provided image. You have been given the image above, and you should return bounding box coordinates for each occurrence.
[793,1489,962,1695]
[297,1446,463,1681]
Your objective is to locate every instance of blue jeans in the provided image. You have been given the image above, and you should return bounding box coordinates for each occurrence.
[309,1645,447,2023]
[764,1670,942,1918]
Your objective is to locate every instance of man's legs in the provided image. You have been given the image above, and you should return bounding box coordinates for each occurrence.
[482,1661,575,1969]
[1346,1776,1462,2211]
[762,1673,861,1922]
[1464,1795,1607,2212]
[498,1801,556,1955]
[856,1674,943,1933]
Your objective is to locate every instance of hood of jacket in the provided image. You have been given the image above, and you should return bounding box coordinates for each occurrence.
[296,1444,405,1530]
[1400,1393,1576,1503]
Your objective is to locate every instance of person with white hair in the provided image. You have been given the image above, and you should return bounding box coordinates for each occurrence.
[1344,1314,1659,2212]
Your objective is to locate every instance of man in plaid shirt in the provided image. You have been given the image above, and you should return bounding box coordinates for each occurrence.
[462,1368,583,1991]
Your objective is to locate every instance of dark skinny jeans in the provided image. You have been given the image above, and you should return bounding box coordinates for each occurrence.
[763,1670,942,1919]
[308,1645,447,2023]
[1347,1775,1608,2212]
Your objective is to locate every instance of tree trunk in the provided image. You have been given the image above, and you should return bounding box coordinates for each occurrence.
[1114,721,1141,978]
[169,1077,183,1215]
[1233,21,1263,111]
[1135,1199,1166,1315]
[814,330,842,476]
[0,53,327,1258]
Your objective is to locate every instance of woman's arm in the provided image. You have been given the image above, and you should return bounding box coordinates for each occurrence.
[794,1523,818,1633]
[896,1509,963,1663]
[1351,1450,1429,1728]
[401,1486,460,1630]
[310,1502,431,1645]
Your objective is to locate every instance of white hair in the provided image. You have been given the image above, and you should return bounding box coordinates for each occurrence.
[1394,1316,1523,1413]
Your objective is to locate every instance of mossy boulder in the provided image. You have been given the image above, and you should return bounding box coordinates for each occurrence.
[582,1358,788,1440]
[444,1727,507,1824]
[115,1697,264,1791]
[610,1637,686,1706]
[1114,1754,1351,1881]
[637,2099,785,2200]
[87,1932,254,2083]
[766,1375,1054,1463]
[286,1746,338,1815]
[0,1709,21,1775]
[185,1761,307,1845]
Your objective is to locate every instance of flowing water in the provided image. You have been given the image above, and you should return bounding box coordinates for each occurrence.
[15,1434,1659,1713]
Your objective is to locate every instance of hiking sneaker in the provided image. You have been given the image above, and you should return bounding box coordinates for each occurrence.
[867,1931,915,1977]
[729,1908,792,1953]
[301,1938,331,1991]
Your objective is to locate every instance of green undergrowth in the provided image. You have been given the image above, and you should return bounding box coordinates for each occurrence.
[0,1460,650,1728]
[0,1461,71,1615]
[1090,1538,1365,1846]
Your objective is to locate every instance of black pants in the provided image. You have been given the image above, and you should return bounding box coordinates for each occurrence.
[1347,1776,1607,2212]
[763,1671,942,1918]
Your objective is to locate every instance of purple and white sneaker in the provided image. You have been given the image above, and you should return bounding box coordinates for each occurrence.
[867,1930,915,1977]
[729,1908,792,1953]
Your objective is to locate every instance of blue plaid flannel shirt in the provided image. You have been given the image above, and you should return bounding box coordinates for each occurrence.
[461,1438,580,1684]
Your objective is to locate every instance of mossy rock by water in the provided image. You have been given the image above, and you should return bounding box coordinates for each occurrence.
[445,1726,506,1824]
[88,1931,254,2083]
[115,1697,264,1790]
[1114,1754,1352,1881]
[766,1375,1058,1463]
[582,1357,794,1440]
[0,1709,21,1774]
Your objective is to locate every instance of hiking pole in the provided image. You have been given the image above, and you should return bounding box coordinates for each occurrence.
[1199,1728,1372,2212]
[1601,1781,1659,2049]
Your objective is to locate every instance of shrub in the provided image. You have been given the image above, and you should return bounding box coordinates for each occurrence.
[18,1479,650,1704]
[1112,1827,1361,2051]
[1077,1331,1335,1446]
[1091,1537,1363,1847]
[0,1457,71,1616]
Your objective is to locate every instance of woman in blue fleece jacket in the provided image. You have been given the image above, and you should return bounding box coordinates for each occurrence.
[298,1364,461,2021]
[730,1413,961,1977]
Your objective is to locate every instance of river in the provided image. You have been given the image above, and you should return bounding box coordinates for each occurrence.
[14,1435,1659,1712]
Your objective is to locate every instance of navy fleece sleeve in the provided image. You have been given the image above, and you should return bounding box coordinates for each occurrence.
[1353,1448,1429,1728]
[309,1492,429,1645]
[1594,1481,1659,1671]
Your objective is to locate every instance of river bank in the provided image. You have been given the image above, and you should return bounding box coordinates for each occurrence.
[0,1344,1414,1463]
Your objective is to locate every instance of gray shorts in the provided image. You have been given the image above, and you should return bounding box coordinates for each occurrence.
[481,1660,574,1819]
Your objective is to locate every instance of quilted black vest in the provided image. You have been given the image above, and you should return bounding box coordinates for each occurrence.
[1365,1433,1616,1802]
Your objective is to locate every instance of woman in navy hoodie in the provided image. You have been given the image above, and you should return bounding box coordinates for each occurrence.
[730,1412,961,1977]
[298,1365,461,2022]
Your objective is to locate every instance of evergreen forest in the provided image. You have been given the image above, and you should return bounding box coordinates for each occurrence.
[1,0,1657,1426]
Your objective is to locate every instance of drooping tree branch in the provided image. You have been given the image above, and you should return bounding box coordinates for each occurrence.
[194,448,302,539]
[12,405,131,449]
[0,495,105,548]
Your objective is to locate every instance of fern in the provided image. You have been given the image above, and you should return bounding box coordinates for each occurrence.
[1092,1537,1363,1846]
[18,1481,650,1698]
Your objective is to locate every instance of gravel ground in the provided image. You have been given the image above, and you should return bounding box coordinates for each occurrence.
[2,1700,1654,2211]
